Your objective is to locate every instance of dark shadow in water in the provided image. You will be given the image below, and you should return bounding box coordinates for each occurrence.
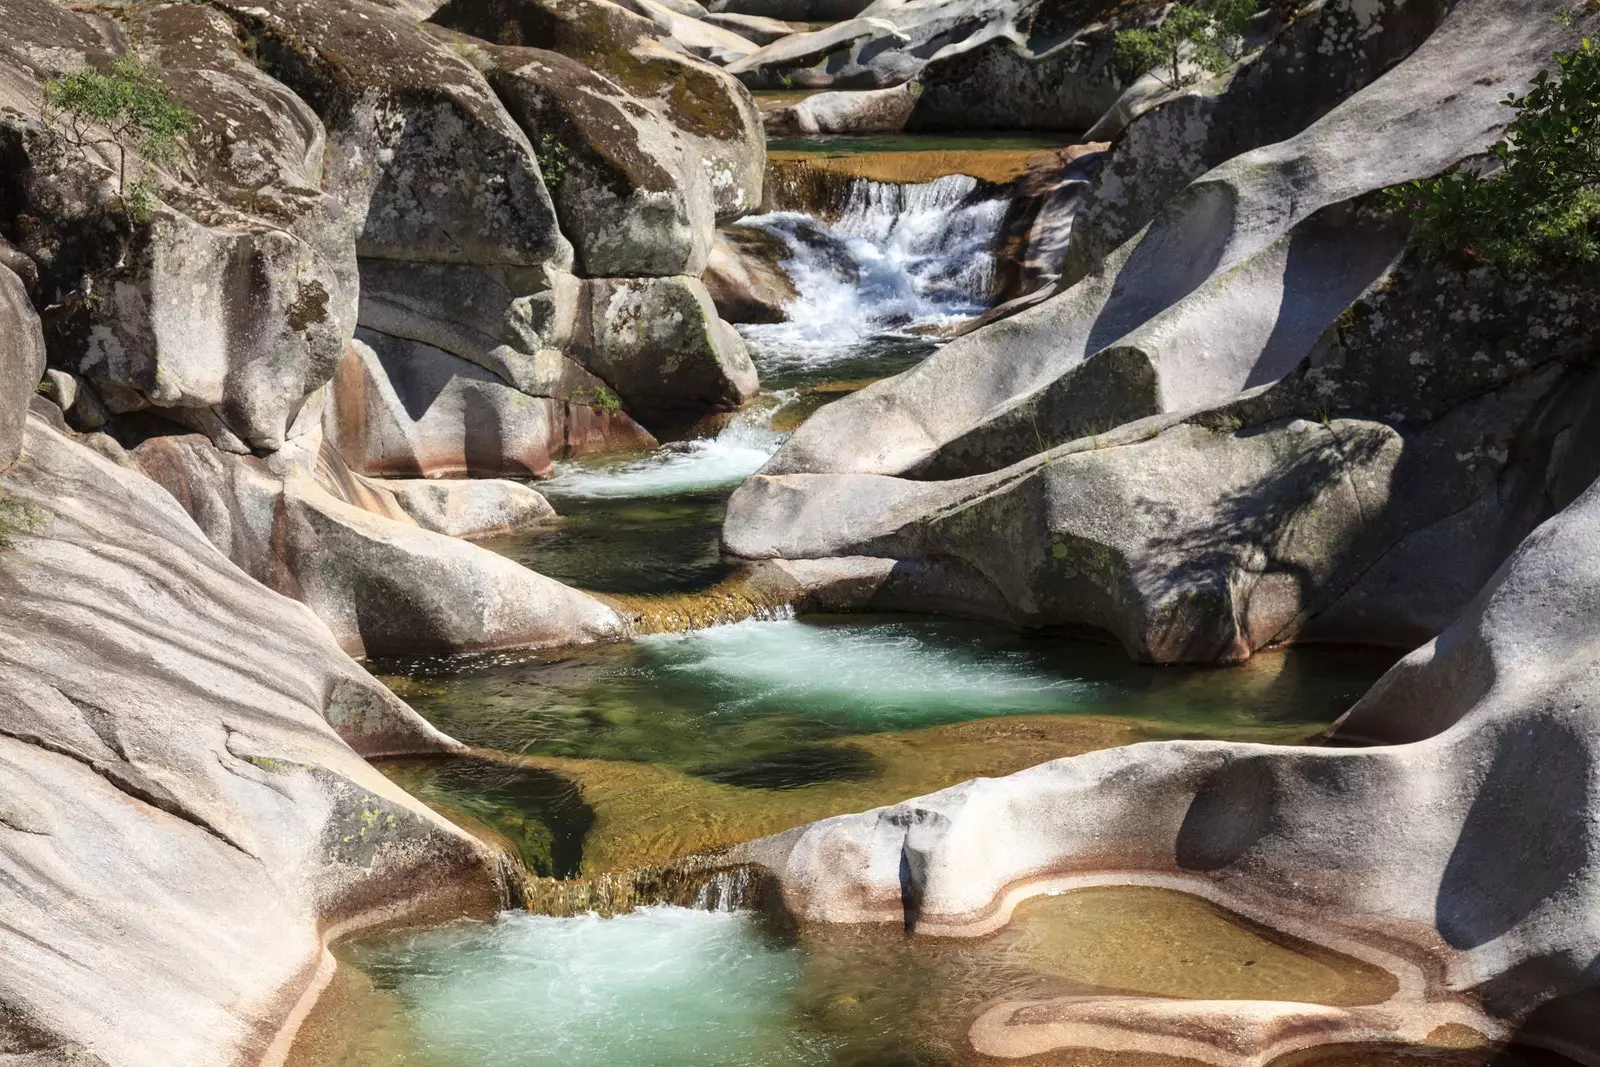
[379,755,595,879]
[690,744,882,791]
[481,489,737,595]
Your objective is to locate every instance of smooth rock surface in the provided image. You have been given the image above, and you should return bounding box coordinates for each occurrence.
[729,355,1600,662]
[734,473,1600,1062]
[0,411,502,1067]
[763,83,918,135]
[382,477,557,539]
[1063,0,1453,283]
[325,333,655,480]
[132,415,626,657]
[764,0,1592,479]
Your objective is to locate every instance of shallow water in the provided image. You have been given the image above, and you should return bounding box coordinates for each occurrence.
[376,616,1390,771]
[766,131,1079,154]
[311,143,1515,1067]
[374,616,1394,874]
[297,887,1567,1067]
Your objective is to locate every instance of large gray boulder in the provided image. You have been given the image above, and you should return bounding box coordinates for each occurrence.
[217,0,571,271]
[902,0,1130,132]
[424,3,764,277]
[728,355,1600,662]
[764,0,1592,480]
[382,477,557,539]
[0,0,357,454]
[733,472,1600,1062]
[0,410,503,1066]
[131,406,627,657]
[0,265,45,471]
[564,275,760,434]
[762,83,918,135]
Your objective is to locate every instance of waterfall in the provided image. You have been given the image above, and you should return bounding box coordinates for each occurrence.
[690,866,757,912]
[735,173,1008,375]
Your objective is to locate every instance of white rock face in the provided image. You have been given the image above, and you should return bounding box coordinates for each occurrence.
[130,409,626,658]
[382,477,557,539]
[0,411,502,1067]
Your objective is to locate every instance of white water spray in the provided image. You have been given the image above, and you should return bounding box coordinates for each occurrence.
[543,398,789,499]
[737,174,1008,372]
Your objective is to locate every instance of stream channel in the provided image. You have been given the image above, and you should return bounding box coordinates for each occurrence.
[289,140,1547,1067]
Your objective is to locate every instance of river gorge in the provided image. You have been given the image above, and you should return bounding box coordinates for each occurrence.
[1,0,1598,1064]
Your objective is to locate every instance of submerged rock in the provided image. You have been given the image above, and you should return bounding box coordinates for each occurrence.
[0,410,504,1066]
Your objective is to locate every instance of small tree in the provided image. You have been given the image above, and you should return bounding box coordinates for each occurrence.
[40,55,196,222]
[1115,0,1261,90]
[1387,38,1600,272]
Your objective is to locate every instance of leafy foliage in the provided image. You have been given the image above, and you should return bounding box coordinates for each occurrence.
[1115,0,1260,90]
[536,133,572,195]
[1387,39,1600,272]
[40,55,195,220]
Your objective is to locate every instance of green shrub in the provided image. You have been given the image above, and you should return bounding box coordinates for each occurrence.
[1387,39,1600,272]
[536,133,571,195]
[1115,0,1260,90]
[40,55,196,220]
[590,386,621,414]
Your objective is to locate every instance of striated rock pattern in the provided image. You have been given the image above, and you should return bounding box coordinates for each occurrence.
[763,0,1593,482]
[0,409,503,1066]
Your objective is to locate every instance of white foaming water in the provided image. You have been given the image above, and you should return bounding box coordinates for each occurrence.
[542,402,787,499]
[639,617,1095,728]
[347,907,824,1067]
[738,173,1008,372]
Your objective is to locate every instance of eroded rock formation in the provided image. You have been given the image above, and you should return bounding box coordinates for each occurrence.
[0,0,766,655]
[0,409,506,1066]
[734,471,1600,1062]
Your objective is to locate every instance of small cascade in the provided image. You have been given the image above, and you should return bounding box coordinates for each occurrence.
[540,395,788,499]
[520,860,772,918]
[605,573,798,637]
[690,866,758,913]
[735,173,1009,375]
